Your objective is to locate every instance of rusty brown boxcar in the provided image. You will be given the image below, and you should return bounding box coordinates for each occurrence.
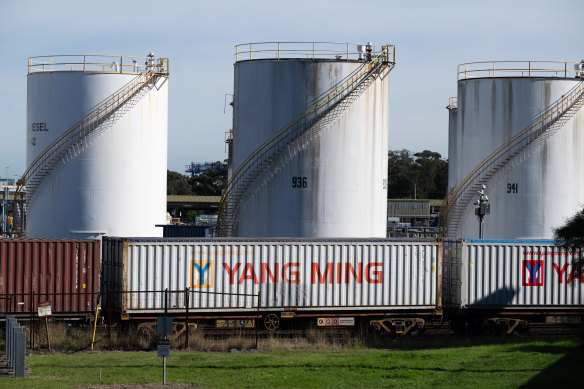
[0,239,100,318]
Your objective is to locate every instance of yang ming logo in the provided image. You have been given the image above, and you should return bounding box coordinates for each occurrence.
[522,260,544,286]
[191,260,214,288]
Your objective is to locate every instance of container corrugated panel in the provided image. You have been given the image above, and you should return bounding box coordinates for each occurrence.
[445,239,584,309]
[0,239,100,315]
[102,238,440,315]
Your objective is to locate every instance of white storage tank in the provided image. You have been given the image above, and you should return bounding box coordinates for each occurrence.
[223,42,395,238]
[446,61,584,239]
[26,55,169,239]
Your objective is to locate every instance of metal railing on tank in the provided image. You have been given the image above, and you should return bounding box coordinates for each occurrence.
[457,60,584,80]
[234,41,395,63]
[28,54,170,75]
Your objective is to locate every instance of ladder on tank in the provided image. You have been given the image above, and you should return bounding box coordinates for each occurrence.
[217,46,395,237]
[13,59,169,235]
[438,81,584,238]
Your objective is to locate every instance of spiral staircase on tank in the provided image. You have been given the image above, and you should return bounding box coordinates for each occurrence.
[13,59,169,236]
[217,46,395,237]
[438,81,584,238]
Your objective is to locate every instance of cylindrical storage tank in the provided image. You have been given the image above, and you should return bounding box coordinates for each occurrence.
[448,61,584,239]
[231,42,393,238]
[26,55,169,239]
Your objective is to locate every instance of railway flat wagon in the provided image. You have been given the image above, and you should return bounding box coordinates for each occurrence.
[102,237,442,333]
[443,239,584,333]
[0,239,100,318]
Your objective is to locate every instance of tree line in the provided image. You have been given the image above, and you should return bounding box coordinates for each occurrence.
[167,162,227,196]
[387,149,448,199]
[167,150,449,199]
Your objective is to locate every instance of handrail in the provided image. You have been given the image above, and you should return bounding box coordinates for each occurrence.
[218,46,394,236]
[28,55,170,75]
[438,81,584,236]
[13,58,169,235]
[458,60,583,80]
[234,41,395,63]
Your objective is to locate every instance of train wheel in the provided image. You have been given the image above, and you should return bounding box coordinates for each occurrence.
[450,317,467,336]
[264,313,279,330]
[410,323,426,337]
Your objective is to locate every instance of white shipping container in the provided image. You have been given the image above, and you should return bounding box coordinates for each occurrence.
[102,238,441,315]
[444,239,584,309]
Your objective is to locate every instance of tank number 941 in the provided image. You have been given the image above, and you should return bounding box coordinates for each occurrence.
[507,183,518,193]
[292,176,308,188]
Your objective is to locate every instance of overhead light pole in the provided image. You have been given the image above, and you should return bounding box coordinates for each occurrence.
[474,185,490,239]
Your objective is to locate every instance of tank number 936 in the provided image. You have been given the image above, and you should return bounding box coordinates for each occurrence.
[292,176,308,189]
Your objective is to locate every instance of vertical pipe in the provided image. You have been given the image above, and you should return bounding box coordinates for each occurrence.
[30,290,34,349]
[164,288,168,316]
[184,288,189,349]
[107,289,112,350]
[255,290,260,350]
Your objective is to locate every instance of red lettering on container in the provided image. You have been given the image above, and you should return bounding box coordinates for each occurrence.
[283,263,300,283]
[553,263,569,284]
[261,263,279,283]
[222,263,241,285]
[365,263,383,283]
[344,263,363,284]
[239,263,259,285]
[311,263,334,284]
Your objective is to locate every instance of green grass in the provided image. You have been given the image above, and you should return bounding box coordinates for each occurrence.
[1,339,582,388]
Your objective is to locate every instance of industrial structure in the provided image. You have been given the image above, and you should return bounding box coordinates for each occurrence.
[218,42,395,238]
[24,54,169,239]
[441,61,584,239]
[185,161,225,177]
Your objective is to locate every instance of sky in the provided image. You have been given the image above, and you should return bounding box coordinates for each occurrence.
[1,0,582,179]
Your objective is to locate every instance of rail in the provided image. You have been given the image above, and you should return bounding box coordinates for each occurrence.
[28,54,169,75]
[458,60,584,80]
[218,45,395,236]
[235,41,395,63]
[438,81,584,237]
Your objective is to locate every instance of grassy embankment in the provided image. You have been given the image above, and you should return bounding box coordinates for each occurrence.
[1,338,582,388]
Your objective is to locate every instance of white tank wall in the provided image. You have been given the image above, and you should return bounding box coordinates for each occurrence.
[26,72,168,238]
[449,77,584,239]
[232,59,390,238]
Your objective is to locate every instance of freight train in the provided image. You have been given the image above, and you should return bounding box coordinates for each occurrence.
[1,237,582,336]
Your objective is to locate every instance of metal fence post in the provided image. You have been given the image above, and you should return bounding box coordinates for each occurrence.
[107,290,112,350]
[6,316,14,365]
[185,288,189,349]
[14,328,25,377]
[164,288,168,315]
